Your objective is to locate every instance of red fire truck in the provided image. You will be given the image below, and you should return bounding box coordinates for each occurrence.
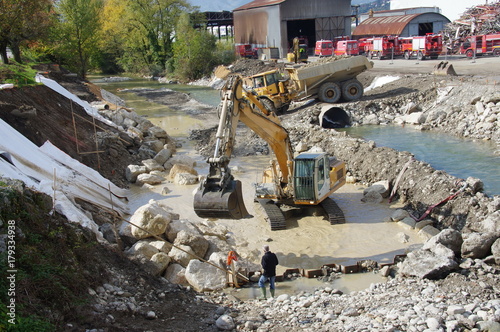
[364,35,402,59]
[334,40,359,56]
[235,44,256,59]
[460,33,500,58]
[400,34,443,60]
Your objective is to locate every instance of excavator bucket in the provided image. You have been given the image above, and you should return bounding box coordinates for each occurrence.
[432,61,457,76]
[193,179,249,219]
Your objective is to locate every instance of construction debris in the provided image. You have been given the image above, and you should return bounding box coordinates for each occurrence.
[442,1,500,52]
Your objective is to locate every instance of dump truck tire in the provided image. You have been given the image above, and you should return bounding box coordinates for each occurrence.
[341,79,363,101]
[259,97,278,115]
[319,82,341,103]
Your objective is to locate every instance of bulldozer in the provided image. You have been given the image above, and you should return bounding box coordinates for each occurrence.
[193,75,346,230]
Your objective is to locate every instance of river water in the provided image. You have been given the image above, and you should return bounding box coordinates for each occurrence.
[92,76,496,299]
[340,125,500,196]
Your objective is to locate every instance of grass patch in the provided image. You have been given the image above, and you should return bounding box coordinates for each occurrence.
[0,63,39,87]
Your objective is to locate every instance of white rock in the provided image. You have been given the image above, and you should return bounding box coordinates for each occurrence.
[130,200,174,239]
[215,314,235,330]
[168,244,196,267]
[185,259,226,292]
[136,173,164,185]
[164,263,188,285]
[126,241,158,259]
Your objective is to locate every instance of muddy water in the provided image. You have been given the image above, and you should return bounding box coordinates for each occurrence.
[94,77,425,295]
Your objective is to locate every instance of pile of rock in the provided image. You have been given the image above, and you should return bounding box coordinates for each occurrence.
[346,76,500,141]
[114,198,260,293]
[209,244,500,331]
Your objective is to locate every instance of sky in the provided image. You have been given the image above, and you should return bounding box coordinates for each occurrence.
[390,0,488,21]
[188,0,488,21]
[187,0,249,11]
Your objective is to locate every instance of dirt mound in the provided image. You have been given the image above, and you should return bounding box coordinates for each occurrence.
[229,58,286,77]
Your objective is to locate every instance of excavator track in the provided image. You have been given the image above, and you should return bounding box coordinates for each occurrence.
[256,199,286,231]
[320,197,345,224]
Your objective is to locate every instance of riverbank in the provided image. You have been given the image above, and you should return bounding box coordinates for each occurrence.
[0,57,498,331]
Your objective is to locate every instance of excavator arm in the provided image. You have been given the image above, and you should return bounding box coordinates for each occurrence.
[193,76,295,219]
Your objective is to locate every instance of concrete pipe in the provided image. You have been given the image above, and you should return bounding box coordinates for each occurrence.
[319,105,351,129]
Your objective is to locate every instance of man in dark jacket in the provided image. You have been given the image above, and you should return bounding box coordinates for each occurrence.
[258,245,279,299]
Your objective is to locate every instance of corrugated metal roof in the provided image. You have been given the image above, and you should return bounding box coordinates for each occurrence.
[352,14,421,37]
[234,0,286,11]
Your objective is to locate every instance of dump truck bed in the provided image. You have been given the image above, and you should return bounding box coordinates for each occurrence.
[287,56,373,93]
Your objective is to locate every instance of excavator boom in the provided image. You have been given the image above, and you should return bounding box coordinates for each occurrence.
[193,76,293,219]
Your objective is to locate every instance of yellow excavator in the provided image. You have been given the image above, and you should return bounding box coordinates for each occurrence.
[193,75,346,230]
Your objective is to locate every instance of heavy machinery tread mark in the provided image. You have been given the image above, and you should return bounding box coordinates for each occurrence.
[320,197,345,224]
[257,199,286,230]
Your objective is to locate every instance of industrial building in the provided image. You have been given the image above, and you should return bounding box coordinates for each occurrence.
[233,0,354,58]
[352,8,451,38]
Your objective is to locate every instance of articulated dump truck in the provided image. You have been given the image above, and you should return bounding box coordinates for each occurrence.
[193,76,347,230]
[249,55,373,113]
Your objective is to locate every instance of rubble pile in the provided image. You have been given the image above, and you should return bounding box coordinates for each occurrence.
[442,1,500,51]
[345,75,500,141]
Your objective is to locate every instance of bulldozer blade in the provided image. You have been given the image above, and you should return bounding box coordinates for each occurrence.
[432,61,457,76]
[193,180,250,219]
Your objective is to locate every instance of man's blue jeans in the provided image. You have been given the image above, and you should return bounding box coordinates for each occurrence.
[258,275,276,289]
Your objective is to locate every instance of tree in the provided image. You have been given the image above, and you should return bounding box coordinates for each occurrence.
[120,0,191,74]
[0,0,54,64]
[57,0,104,78]
[172,12,217,81]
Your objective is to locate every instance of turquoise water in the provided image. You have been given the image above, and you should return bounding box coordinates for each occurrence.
[340,125,500,196]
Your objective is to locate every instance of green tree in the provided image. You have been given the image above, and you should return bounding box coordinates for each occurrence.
[0,0,54,64]
[172,12,217,81]
[120,0,190,74]
[57,0,104,78]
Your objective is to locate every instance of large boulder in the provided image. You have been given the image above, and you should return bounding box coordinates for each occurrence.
[391,209,410,222]
[149,252,171,276]
[153,148,173,165]
[491,238,500,264]
[136,173,164,185]
[169,164,198,179]
[173,173,198,185]
[130,200,175,239]
[363,180,390,198]
[174,230,209,259]
[142,159,165,172]
[398,243,458,279]
[461,232,497,259]
[166,219,201,243]
[423,228,463,256]
[168,244,196,267]
[125,164,147,183]
[185,258,227,292]
[163,155,196,172]
[164,263,189,285]
[126,240,159,259]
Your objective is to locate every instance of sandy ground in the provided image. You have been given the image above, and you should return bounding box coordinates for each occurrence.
[127,139,423,276]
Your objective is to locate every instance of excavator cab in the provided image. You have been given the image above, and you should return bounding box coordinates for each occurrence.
[293,153,346,204]
[251,70,280,96]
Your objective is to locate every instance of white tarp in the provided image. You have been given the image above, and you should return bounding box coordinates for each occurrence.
[0,118,129,241]
[35,74,117,128]
[364,75,400,92]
